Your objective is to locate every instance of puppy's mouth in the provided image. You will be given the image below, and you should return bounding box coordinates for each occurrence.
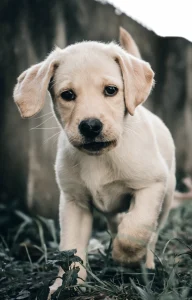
[78,140,116,154]
[83,141,112,151]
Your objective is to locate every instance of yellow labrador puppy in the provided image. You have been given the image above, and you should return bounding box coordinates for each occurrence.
[14,28,175,292]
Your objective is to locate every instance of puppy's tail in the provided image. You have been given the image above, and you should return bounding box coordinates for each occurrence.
[171,177,192,209]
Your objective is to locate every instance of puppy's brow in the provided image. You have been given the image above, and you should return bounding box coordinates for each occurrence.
[102,75,122,87]
[55,80,73,95]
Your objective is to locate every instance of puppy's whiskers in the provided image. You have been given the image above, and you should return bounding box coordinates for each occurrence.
[72,162,80,169]
[31,127,60,130]
[34,112,53,120]
[30,115,55,130]
[43,131,60,144]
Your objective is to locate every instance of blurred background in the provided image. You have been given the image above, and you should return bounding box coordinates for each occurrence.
[0,0,192,218]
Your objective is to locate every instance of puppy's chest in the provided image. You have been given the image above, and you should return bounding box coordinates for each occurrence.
[79,157,132,213]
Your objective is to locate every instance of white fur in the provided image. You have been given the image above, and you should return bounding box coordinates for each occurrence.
[13,30,176,296]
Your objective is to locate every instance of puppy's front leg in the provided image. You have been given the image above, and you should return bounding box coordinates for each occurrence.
[112,181,166,265]
[49,193,93,295]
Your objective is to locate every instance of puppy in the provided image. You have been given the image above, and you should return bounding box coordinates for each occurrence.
[13,28,176,293]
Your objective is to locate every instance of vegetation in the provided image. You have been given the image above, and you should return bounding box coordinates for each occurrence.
[1,197,192,300]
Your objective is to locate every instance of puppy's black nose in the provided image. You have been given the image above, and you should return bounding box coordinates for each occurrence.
[79,118,103,138]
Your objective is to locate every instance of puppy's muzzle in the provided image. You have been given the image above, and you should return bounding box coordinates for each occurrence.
[78,118,103,139]
[77,118,116,154]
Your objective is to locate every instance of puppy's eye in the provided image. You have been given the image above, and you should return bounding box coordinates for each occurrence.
[104,86,118,97]
[60,90,76,101]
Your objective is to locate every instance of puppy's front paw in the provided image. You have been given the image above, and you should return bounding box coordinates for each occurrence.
[112,235,147,263]
[48,278,62,299]
[145,259,155,270]
[112,221,152,264]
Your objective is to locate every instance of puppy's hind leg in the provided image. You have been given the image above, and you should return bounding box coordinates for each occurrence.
[106,197,134,236]
[106,212,127,236]
[145,174,176,269]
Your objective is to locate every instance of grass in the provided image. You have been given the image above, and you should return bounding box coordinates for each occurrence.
[0,197,192,300]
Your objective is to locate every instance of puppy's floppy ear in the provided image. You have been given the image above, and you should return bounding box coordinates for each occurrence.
[119,27,141,59]
[13,54,59,118]
[114,48,154,115]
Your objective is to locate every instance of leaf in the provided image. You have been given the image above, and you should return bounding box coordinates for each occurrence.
[46,249,83,272]
[16,290,30,299]
[36,284,50,300]
[130,278,155,300]
[62,266,80,287]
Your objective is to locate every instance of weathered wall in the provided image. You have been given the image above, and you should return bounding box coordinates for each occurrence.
[0,0,191,217]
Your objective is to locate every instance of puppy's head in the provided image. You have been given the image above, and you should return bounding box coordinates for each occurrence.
[14,28,154,155]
